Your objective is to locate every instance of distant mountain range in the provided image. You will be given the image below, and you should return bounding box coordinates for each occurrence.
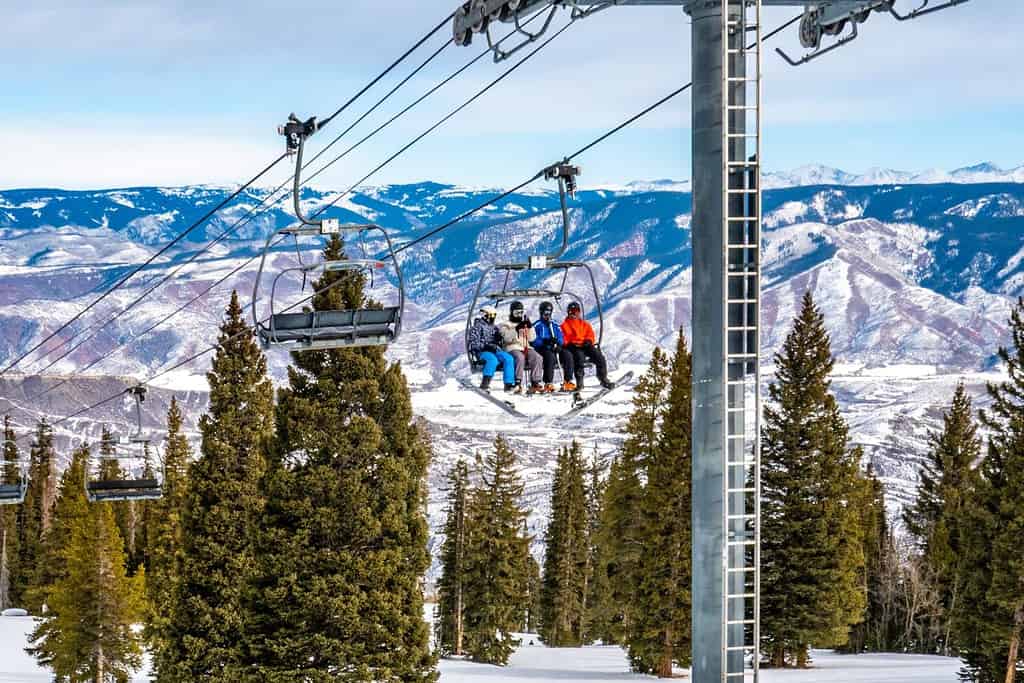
[1,164,1022,565]
[589,162,1024,193]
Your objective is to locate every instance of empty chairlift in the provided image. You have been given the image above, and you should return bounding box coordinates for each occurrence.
[251,120,405,351]
[0,458,28,505]
[85,385,162,503]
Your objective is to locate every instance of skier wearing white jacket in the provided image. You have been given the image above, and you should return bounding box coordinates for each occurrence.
[498,301,544,394]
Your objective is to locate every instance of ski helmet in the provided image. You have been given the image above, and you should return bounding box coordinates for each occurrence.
[567,301,582,316]
[539,301,554,317]
[480,305,498,321]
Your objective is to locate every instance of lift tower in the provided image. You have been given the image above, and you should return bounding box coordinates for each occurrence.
[452,1,969,680]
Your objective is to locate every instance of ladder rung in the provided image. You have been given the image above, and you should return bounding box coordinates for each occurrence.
[728,567,755,573]
[727,353,758,359]
[726,645,757,652]
[726,106,759,111]
[726,619,756,625]
[727,488,756,494]
[728,461,757,467]
[727,244,759,249]
[725,673,755,679]
[726,216,757,222]
[728,161,759,167]
[727,593,758,599]
[727,540,756,546]
[727,300,759,305]
[727,514,756,520]
[726,329,758,334]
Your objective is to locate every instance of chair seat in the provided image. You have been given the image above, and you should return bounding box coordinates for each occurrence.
[0,483,24,501]
[262,307,399,344]
[88,479,160,491]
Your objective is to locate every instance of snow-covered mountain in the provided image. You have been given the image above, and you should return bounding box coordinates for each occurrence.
[2,167,1023,567]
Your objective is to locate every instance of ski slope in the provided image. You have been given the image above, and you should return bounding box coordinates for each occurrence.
[437,639,961,682]
[0,616,963,682]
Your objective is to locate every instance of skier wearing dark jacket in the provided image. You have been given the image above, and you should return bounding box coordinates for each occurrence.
[468,305,515,391]
[531,301,576,392]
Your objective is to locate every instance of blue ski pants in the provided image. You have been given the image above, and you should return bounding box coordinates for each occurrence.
[479,350,516,385]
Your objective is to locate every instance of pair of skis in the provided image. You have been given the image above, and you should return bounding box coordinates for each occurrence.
[459,371,633,419]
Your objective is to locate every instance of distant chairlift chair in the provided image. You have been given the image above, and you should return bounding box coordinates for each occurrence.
[0,458,28,505]
[85,385,162,503]
[251,122,405,351]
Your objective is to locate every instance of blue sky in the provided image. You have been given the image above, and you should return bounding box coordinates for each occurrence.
[1,1,1019,190]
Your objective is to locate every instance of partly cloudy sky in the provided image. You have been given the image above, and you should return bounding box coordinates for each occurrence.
[1,1,1018,190]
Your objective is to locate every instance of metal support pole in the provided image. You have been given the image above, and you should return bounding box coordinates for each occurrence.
[691,3,729,679]
[691,1,761,681]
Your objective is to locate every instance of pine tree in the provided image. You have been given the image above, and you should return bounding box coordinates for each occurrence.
[955,299,1024,683]
[1,415,22,609]
[629,331,693,675]
[539,442,589,647]
[582,451,613,644]
[243,236,435,680]
[904,382,980,654]
[33,445,93,604]
[761,291,866,667]
[29,502,146,681]
[844,465,889,653]
[132,440,156,572]
[461,437,532,665]
[596,348,670,647]
[98,427,146,575]
[436,460,471,657]
[20,418,58,612]
[161,290,274,681]
[146,397,192,679]
[524,553,542,634]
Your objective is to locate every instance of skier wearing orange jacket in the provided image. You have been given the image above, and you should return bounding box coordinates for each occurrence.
[561,302,614,390]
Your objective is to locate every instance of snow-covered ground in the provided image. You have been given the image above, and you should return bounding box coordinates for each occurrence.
[0,615,961,682]
[0,616,150,682]
[437,639,961,682]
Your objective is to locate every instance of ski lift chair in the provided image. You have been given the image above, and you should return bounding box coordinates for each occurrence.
[0,460,28,505]
[252,117,405,351]
[85,386,162,503]
[252,221,405,350]
[464,262,604,379]
[463,161,603,376]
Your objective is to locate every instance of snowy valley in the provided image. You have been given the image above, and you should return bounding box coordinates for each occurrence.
[1,165,1023,568]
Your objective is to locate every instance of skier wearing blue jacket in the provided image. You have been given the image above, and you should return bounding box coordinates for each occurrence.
[532,301,576,393]
[468,305,516,391]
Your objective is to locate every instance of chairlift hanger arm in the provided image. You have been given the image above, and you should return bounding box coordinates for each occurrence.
[453,0,969,63]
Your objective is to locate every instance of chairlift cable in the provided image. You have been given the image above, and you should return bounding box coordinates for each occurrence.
[29,234,292,403]
[307,14,579,222]
[0,153,289,377]
[391,12,802,255]
[51,273,362,430]
[317,11,457,131]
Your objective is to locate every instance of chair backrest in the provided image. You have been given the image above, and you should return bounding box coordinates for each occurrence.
[0,483,24,503]
[87,479,160,492]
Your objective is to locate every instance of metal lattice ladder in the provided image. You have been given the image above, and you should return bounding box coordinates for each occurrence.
[721,0,761,681]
